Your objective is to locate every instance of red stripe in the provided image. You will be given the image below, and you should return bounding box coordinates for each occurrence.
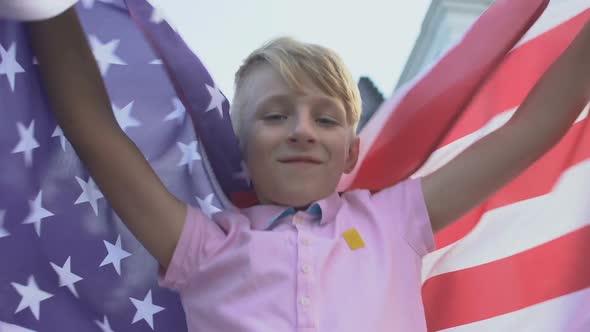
[436,116,590,248]
[441,9,590,146]
[424,225,590,331]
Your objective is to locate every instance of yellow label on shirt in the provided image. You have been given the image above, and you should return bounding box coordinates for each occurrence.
[343,228,365,250]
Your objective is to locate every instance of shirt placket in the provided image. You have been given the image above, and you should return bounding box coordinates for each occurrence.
[293,212,317,331]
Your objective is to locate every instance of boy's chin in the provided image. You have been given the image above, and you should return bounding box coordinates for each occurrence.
[269,187,334,208]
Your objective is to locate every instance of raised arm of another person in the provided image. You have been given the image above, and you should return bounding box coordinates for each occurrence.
[422,20,590,232]
[26,7,186,269]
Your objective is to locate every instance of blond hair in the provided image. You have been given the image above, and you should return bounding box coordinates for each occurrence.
[231,36,362,140]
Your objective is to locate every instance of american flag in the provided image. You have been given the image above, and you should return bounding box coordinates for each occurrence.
[0,0,588,332]
[343,0,589,330]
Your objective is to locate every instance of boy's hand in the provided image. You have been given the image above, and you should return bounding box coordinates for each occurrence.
[0,0,78,21]
[422,19,590,233]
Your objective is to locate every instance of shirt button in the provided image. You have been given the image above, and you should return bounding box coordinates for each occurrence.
[301,238,311,246]
[301,264,312,274]
[300,296,311,307]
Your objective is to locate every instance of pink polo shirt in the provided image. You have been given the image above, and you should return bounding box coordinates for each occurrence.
[159,178,435,331]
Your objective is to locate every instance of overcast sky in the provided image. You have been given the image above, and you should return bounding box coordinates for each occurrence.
[153,0,432,99]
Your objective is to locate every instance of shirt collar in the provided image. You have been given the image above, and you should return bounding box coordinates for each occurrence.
[241,191,342,231]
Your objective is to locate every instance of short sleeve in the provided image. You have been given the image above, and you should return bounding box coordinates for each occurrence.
[157,204,222,291]
[371,177,435,256]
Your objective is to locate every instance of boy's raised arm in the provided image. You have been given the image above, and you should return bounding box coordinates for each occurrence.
[422,21,590,233]
[26,8,186,269]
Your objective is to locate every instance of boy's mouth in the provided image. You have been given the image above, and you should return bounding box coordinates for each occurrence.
[279,156,322,164]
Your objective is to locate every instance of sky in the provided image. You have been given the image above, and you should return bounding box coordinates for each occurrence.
[154,0,432,100]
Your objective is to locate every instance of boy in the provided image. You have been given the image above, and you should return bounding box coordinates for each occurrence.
[26,5,590,332]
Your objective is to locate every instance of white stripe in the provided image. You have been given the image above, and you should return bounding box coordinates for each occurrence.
[412,102,589,178]
[513,0,590,49]
[437,287,590,332]
[422,159,590,281]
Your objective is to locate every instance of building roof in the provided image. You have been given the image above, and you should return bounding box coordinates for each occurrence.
[357,76,384,131]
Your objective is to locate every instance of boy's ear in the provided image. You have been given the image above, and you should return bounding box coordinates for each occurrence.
[343,136,360,174]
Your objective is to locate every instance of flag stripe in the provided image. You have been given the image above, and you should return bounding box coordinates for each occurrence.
[440,8,590,146]
[423,159,590,280]
[429,111,589,248]
[423,223,590,331]
[438,287,590,332]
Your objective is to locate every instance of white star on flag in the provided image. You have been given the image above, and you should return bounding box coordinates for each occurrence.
[233,161,251,186]
[0,321,37,331]
[196,193,221,218]
[149,58,163,65]
[0,42,25,91]
[95,316,115,332]
[130,290,165,330]
[177,141,201,173]
[22,191,54,237]
[205,84,226,118]
[74,176,104,216]
[51,126,70,151]
[164,97,186,123]
[49,257,83,298]
[81,0,96,8]
[11,276,54,320]
[0,210,9,239]
[12,121,39,167]
[100,235,132,275]
[88,35,127,76]
[113,101,142,132]
[150,7,166,24]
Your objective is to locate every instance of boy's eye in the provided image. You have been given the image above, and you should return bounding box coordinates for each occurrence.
[264,114,287,121]
[317,117,338,126]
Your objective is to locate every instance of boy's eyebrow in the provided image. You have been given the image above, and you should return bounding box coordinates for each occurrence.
[259,93,342,107]
[257,94,291,106]
[253,94,292,115]
[312,96,345,111]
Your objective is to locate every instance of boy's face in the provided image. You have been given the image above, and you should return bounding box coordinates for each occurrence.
[238,64,359,208]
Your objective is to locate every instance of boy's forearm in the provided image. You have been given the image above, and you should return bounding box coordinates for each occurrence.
[508,21,590,149]
[26,7,120,147]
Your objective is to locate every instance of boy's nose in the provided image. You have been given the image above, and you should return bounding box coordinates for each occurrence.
[288,117,317,144]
